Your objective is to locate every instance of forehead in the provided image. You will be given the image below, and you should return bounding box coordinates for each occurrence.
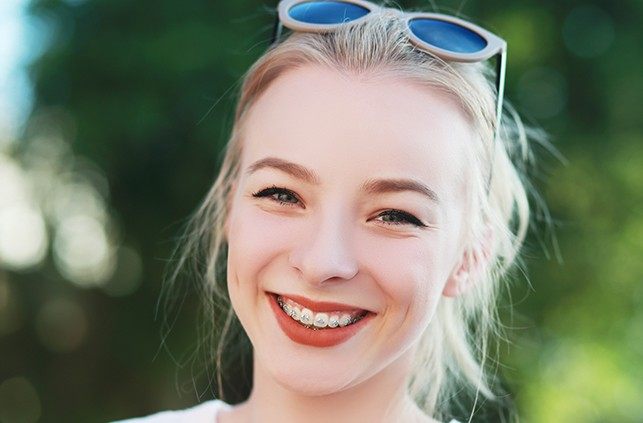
[240,65,473,198]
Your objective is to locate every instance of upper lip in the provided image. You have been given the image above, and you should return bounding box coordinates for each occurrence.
[272,292,373,313]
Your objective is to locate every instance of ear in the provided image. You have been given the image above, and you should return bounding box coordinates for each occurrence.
[442,257,472,298]
[443,226,494,298]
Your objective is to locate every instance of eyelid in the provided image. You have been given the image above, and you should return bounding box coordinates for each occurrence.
[374,209,428,228]
[251,186,303,207]
[251,186,428,228]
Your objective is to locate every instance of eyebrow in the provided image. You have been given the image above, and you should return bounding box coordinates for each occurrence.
[246,157,439,203]
[361,178,440,203]
[246,157,320,185]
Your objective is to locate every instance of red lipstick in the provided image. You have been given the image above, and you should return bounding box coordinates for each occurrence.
[267,293,374,348]
[277,293,369,313]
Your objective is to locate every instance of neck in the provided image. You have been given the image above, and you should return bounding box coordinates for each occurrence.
[234,348,433,423]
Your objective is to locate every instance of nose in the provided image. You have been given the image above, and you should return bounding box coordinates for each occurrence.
[288,209,359,286]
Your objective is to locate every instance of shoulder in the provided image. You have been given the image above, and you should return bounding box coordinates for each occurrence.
[112,399,231,422]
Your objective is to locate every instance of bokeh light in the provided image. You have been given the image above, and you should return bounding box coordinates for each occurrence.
[47,179,109,226]
[0,204,48,270]
[0,377,42,423]
[0,109,120,283]
[517,66,568,119]
[0,155,30,205]
[35,296,88,352]
[563,5,615,58]
[0,152,49,270]
[53,215,116,287]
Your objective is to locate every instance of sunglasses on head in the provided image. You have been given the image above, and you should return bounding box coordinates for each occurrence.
[271,0,507,186]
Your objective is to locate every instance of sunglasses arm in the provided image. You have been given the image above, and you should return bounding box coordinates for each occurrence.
[271,16,284,45]
[487,47,506,191]
[494,48,506,134]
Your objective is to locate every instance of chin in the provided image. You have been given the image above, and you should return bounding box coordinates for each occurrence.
[262,353,359,397]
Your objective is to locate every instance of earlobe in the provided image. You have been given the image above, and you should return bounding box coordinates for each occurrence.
[443,267,470,298]
[443,225,495,298]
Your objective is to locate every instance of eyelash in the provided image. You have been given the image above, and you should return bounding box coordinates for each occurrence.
[251,186,427,228]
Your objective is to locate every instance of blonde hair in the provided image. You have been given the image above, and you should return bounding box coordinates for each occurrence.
[162,8,542,421]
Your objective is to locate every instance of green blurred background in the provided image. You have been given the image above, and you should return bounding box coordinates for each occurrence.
[0,0,641,422]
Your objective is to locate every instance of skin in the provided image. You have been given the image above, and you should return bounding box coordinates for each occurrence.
[220,64,474,423]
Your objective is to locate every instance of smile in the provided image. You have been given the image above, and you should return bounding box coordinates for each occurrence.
[277,295,368,329]
[268,293,375,348]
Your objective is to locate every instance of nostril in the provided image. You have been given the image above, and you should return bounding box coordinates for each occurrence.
[287,219,359,283]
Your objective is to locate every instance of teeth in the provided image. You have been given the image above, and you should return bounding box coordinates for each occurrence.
[277,296,367,330]
[290,306,301,321]
[299,308,313,325]
[328,315,339,328]
[313,313,329,328]
[339,314,352,327]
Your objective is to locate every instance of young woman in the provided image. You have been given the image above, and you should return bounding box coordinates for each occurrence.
[119,0,539,421]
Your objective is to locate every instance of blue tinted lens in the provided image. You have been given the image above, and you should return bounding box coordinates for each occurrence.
[288,1,370,25]
[409,18,487,53]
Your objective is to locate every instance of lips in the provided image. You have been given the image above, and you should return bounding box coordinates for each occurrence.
[267,293,375,348]
[276,293,371,314]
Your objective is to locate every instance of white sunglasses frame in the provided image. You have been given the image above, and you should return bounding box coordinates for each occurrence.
[276,0,506,62]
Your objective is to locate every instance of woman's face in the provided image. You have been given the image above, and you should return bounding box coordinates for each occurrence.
[226,65,472,395]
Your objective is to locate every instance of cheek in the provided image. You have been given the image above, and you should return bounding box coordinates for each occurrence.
[226,201,299,292]
[226,202,292,335]
[366,236,453,321]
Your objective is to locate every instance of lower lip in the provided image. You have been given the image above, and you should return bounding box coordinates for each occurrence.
[267,293,374,348]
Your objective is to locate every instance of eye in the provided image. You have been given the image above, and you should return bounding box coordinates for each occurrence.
[252,186,302,207]
[375,209,427,228]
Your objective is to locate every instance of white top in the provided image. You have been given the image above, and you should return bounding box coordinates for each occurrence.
[113,399,460,422]
[112,400,230,422]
